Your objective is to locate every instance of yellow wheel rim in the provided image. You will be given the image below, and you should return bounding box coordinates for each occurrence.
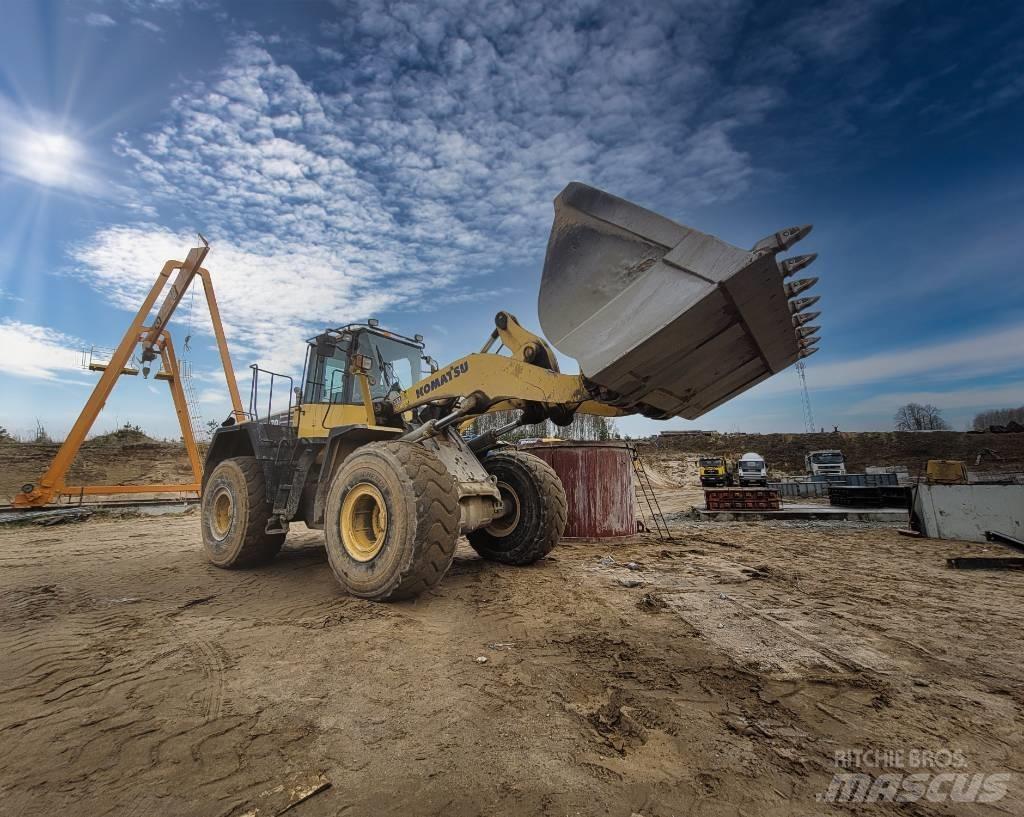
[211,488,233,538]
[486,480,520,538]
[340,483,388,561]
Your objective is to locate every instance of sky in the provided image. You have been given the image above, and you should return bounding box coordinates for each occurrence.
[1,0,1022,441]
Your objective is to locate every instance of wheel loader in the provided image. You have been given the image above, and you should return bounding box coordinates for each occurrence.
[201,182,821,600]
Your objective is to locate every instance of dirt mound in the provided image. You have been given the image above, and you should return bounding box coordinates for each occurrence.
[0,440,196,503]
[633,451,687,489]
[85,425,157,446]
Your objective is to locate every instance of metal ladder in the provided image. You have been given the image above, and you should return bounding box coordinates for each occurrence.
[631,447,673,542]
[178,359,208,443]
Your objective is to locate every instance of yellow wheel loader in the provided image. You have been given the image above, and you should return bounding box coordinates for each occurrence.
[200,182,821,600]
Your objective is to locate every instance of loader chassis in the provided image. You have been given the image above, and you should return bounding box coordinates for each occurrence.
[201,322,527,599]
[204,325,504,532]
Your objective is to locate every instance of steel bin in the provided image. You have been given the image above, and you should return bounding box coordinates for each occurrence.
[522,441,635,538]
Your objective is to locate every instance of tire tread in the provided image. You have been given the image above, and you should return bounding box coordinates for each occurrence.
[232,456,285,567]
[468,450,566,565]
[201,456,283,569]
[327,441,459,601]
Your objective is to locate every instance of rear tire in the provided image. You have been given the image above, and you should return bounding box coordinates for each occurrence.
[324,441,460,601]
[201,456,284,568]
[468,450,566,565]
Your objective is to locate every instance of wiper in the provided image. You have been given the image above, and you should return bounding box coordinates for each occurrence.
[376,347,398,392]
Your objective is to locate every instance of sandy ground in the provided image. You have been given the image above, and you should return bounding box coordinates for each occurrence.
[2,510,1022,817]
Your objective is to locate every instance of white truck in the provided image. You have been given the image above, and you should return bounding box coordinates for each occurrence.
[736,452,768,486]
[805,449,847,477]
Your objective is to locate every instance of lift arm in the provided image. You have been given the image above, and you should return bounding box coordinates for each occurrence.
[387,312,626,422]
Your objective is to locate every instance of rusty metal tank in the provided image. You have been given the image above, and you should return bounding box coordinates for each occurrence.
[523,441,635,538]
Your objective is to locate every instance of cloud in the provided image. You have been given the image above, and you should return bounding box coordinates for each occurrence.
[85,12,117,27]
[827,324,1024,388]
[0,320,85,380]
[79,2,904,380]
[844,382,1024,415]
[120,0,205,10]
[88,9,787,368]
[69,225,407,375]
[106,0,905,247]
[786,0,900,61]
[0,286,24,303]
[197,387,227,404]
[754,322,1024,397]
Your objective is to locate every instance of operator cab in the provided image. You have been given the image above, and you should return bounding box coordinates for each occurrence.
[301,322,426,407]
[809,451,844,465]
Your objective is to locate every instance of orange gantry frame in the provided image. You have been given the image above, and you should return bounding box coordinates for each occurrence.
[12,239,244,508]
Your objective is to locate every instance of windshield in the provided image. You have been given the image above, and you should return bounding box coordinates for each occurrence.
[356,332,423,400]
[740,461,763,470]
[811,452,844,464]
[699,458,723,467]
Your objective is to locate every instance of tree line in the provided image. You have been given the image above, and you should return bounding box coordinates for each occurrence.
[466,409,618,441]
[972,405,1024,431]
[892,402,1024,431]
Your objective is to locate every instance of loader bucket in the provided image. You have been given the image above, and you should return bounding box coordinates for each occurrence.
[538,182,820,420]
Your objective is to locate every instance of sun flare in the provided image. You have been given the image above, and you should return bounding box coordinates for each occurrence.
[14,129,83,187]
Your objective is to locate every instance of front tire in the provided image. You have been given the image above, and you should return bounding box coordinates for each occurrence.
[324,442,460,601]
[201,456,284,568]
[468,450,566,565]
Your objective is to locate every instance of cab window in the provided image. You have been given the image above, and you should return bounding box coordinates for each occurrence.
[302,335,356,404]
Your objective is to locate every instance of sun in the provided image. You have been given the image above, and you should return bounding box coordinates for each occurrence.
[14,129,84,188]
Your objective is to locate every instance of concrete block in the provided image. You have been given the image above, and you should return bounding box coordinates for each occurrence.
[913,484,1024,542]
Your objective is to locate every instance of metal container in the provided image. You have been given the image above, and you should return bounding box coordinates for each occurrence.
[523,441,635,538]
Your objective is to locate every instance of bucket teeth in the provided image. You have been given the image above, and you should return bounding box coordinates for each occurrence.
[796,324,820,338]
[784,277,819,298]
[780,253,818,278]
[792,310,821,327]
[799,336,821,349]
[798,347,820,359]
[789,295,821,314]
[752,224,813,253]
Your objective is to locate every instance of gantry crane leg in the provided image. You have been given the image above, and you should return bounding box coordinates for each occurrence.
[12,241,242,507]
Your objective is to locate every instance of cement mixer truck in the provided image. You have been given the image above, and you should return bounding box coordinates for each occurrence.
[736,452,769,486]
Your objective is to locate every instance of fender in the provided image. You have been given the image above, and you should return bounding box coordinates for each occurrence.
[310,424,403,528]
[202,423,260,491]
